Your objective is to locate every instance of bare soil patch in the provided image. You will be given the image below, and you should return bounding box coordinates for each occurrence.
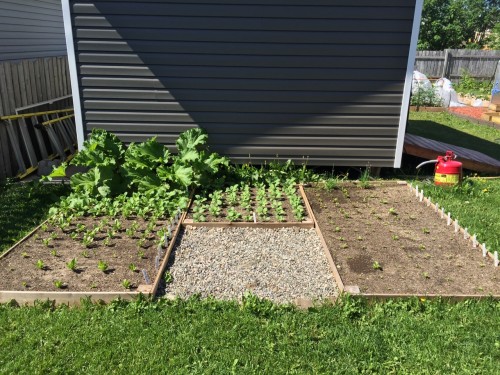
[305,183,499,295]
[0,217,169,292]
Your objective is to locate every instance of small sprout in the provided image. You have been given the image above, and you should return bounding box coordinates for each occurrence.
[419,244,426,251]
[122,279,131,289]
[50,249,58,257]
[164,271,173,284]
[41,223,48,232]
[388,207,398,215]
[129,263,138,272]
[81,250,89,258]
[335,226,341,232]
[42,238,51,247]
[22,281,28,288]
[137,250,146,260]
[66,258,77,271]
[49,232,58,241]
[338,236,345,241]
[372,261,382,271]
[422,228,431,234]
[36,259,45,270]
[340,243,348,249]
[357,236,363,241]
[97,260,108,272]
[392,234,399,241]
[21,252,29,258]
[103,238,112,247]
[53,280,64,289]
[422,272,430,279]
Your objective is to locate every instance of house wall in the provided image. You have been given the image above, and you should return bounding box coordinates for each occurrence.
[0,0,70,178]
[67,0,420,166]
[0,0,67,61]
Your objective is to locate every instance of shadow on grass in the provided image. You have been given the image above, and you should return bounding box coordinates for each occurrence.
[407,120,500,161]
[0,181,69,253]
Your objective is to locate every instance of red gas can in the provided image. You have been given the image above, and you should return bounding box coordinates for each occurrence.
[434,151,462,186]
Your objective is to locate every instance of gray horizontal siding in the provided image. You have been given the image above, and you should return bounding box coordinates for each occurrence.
[70,0,417,166]
[0,0,66,61]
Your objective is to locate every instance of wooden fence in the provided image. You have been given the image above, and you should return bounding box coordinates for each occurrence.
[0,56,71,179]
[415,49,500,81]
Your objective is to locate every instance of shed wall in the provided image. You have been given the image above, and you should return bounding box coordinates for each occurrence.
[0,0,67,61]
[68,0,418,166]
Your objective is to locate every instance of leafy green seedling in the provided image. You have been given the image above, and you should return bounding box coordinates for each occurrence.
[422,228,431,234]
[335,226,341,232]
[53,280,64,289]
[36,259,45,270]
[422,272,430,279]
[50,249,58,257]
[137,250,146,260]
[66,258,77,271]
[388,207,398,215]
[129,263,138,272]
[97,260,108,272]
[372,261,382,271]
[122,279,131,289]
[42,238,51,247]
[227,207,241,222]
[41,223,49,232]
[392,234,399,241]
[21,252,29,258]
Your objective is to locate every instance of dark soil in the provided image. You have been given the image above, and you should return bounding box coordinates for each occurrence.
[0,217,172,292]
[305,183,499,295]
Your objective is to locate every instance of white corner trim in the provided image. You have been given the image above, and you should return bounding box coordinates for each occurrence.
[62,0,85,150]
[393,0,423,168]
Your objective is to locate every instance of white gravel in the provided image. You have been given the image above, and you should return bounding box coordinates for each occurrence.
[165,226,338,304]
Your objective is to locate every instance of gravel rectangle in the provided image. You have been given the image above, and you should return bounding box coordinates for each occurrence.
[165,226,338,304]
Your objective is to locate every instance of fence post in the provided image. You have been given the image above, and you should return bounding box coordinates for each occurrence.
[442,49,450,78]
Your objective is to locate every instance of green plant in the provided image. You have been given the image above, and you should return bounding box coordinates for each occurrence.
[97,260,108,272]
[36,259,45,270]
[410,85,443,108]
[208,190,223,217]
[455,72,492,100]
[359,168,371,189]
[21,252,29,258]
[164,271,173,284]
[324,177,339,191]
[53,280,64,289]
[41,238,51,247]
[81,250,89,258]
[422,228,431,234]
[372,261,382,271]
[66,258,77,271]
[227,207,241,222]
[50,249,58,257]
[129,263,138,272]
[137,250,146,260]
[388,208,398,216]
[225,184,239,206]
[122,279,131,289]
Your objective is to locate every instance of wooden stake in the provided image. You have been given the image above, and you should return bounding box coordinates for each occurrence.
[427,197,431,207]
[454,219,458,232]
[419,191,424,202]
[482,243,487,257]
[463,228,468,239]
[472,234,477,248]
[435,202,439,213]
[447,212,451,225]
[494,252,499,267]
[415,185,419,197]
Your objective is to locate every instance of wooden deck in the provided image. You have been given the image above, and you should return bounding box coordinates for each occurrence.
[404,133,500,175]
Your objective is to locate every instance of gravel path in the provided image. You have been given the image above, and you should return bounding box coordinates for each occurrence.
[165,227,338,304]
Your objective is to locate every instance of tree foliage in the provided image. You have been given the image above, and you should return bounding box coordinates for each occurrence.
[418,0,500,50]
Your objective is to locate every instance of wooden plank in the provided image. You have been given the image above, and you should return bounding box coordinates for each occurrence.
[0,291,144,305]
[300,185,345,292]
[404,143,500,174]
[34,59,43,103]
[22,60,33,105]
[354,293,500,301]
[182,220,315,229]
[151,198,193,296]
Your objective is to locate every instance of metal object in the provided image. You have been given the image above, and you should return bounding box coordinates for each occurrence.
[416,150,463,186]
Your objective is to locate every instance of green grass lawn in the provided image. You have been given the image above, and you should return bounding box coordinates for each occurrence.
[407,112,500,160]
[0,296,499,374]
[418,177,500,252]
[0,181,69,254]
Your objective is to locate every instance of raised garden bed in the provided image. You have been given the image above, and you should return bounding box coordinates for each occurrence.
[305,182,500,298]
[410,106,446,112]
[0,212,185,304]
[184,183,314,228]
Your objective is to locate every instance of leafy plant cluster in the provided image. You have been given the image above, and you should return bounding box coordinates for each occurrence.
[410,85,443,108]
[48,128,229,220]
[191,179,306,222]
[454,72,492,100]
